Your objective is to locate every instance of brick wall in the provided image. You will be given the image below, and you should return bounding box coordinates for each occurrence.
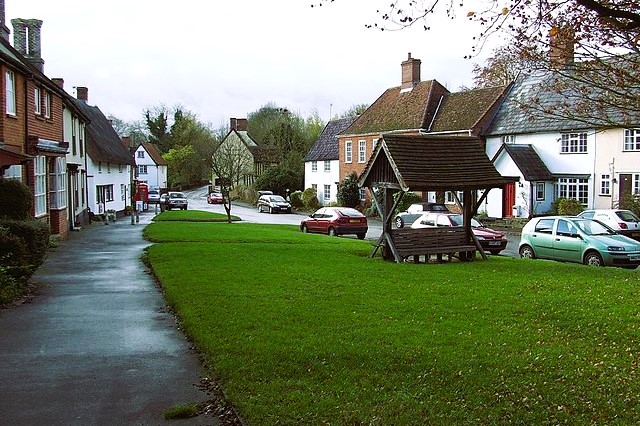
[49,208,68,240]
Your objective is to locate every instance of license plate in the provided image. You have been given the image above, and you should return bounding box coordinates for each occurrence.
[349,219,360,223]
[630,255,640,261]
[632,233,640,237]
[488,241,501,246]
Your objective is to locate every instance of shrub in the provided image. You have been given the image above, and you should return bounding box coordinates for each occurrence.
[618,194,640,216]
[552,198,584,215]
[0,179,32,220]
[395,192,422,214]
[290,191,304,209]
[0,219,50,276]
[337,172,361,208]
[302,187,320,211]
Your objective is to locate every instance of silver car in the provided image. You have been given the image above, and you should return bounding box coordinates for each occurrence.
[577,209,640,241]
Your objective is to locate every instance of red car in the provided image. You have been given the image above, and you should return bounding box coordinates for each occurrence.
[207,192,224,204]
[300,207,368,240]
[411,212,508,255]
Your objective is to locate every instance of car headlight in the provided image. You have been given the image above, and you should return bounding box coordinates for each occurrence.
[607,246,625,251]
[475,236,486,240]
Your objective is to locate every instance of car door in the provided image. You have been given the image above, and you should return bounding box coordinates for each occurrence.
[530,218,556,259]
[306,208,325,232]
[552,219,584,262]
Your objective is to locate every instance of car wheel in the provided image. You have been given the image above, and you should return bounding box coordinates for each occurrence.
[395,216,404,228]
[519,245,535,259]
[357,233,365,240]
[584,251,604,267]
[489,250,502,255]
[328,227,337,237]
[301,224,309,233]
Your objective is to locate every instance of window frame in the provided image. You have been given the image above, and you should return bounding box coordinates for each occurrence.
[345,141,352,163]
[43,92,51,118]
[6,70,16,116]
[557,177,589,205]
[138,165,148,175]
[311,161,317,172]
[49,157,67,210]
[34,156,47,216]
[624,129,640,151]
[600,174,611,196]
[34,87,42,115]
[358,140,366,163]
[535,182,545,201]
[323,184,331,201]
[560,132,588,154]
[324,160,330,172]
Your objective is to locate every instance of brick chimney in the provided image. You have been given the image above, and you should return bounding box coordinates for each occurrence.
[52,78,64,89]
[230,118,248,131]
[401,52,421,91]
[11,18,44,72]
[0,0,9,42]
[76,86,88,102]
[549,27,574,70]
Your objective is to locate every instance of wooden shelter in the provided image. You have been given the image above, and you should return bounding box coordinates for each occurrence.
[358,134,505,263]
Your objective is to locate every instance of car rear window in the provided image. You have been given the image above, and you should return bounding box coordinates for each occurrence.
[337,208,363,217]
[616,211,640,222]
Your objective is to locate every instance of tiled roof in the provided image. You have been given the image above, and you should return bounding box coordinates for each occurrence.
[430,86,507,133]
[141,142,167,166]
[359,134,505,192]
[496,144,553,181]
[342,80,448,135]
[71,98,135,166]
[486,68,640,135]
[305,117,357,162]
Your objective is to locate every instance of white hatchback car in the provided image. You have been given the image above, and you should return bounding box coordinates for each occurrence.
[577,209,640,241]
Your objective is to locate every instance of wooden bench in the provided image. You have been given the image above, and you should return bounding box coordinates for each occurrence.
[388,227,477,263]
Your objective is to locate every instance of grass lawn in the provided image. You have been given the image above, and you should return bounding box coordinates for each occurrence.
[144,217,640,425]
[152,210,239,222]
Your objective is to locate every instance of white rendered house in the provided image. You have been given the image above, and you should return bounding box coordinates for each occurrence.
[133,142,168,190]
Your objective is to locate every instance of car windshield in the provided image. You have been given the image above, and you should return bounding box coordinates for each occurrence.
[449,214,482,227]
[271,195,286,202]
[573,219,616,236]
[170,193,185,199]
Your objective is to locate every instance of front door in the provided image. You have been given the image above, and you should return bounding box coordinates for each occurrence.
[619,174,632,201]
[503,182,516,217]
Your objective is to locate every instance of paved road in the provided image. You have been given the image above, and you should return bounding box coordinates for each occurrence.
[185,187,520,258]
[0,212,217,425]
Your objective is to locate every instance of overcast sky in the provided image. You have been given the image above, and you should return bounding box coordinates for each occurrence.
[8,0,495,127]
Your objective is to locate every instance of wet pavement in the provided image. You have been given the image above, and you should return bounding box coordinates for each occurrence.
[0,211,219,425]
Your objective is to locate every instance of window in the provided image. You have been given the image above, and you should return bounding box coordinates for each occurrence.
[324,160,330,172]
[501,135,515,144]
[107,163,111,173]
[311,161,317,172]
[557,177,589,205]
[43,92,51,118]
[600,174,611,196]
[560,132,587,153]
[345,141,352,163]
[359,188,366,200]
[6,70,16,115]
[96,185,114,203]
[535,218,555,234]
[536,182,545,201]
[98,162,102,173]
[323,184,331,201]
[5,165,22,181]
[34,156,47,216]
[624,129,640,151]
[137,151,145,158]
[34,87,42,114]
[358,140,366,163]
[49,157,67,209]
[372,138,380,151]
[634,174,640,195]
[445,191,464,204]
[79,123,84,157]
[121,184,127,201]
[138,165,148,175]
[119,164,123,173]
[72,117,77,155]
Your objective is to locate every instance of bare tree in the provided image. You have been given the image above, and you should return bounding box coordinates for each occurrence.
[210,141,253,223]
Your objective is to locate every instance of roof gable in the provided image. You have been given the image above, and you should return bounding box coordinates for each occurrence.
[430,86,508,134]
[305,116,357,162]
[492,144,553,181]
[140,143,167,166]
[343,80,449,135]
